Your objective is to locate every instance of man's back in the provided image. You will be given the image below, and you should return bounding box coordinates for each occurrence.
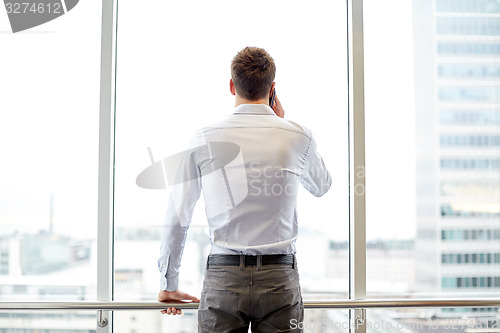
[193,103,330,255]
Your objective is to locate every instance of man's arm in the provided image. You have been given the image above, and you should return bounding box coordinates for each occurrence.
[158,198,193,291]
[300,133,332,197]
[158,136,202,313]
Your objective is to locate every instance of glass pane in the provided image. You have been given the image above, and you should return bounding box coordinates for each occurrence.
[114,310,198,333]
[364,0,500,309]
[114,0,349,316]
[0,0,101,306]
[0,311,96,332]
[114,309,349,333]
[367,307,500,333]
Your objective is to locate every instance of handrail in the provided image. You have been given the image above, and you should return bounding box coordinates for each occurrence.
[1,298,500,310]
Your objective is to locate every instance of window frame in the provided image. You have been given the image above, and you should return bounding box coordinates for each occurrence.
[96,0,367,332]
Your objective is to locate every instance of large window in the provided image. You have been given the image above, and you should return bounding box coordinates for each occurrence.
[0,1,102,331]
[114,0,348,331]
[2,0,500,332]
[364,0,500,329]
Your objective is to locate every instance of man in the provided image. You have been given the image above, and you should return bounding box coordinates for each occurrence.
[158,47,331,332]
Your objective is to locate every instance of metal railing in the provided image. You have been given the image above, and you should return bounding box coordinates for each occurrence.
[1,298,500,310]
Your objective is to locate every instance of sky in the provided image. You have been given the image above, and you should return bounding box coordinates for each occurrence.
[0,0,416,242]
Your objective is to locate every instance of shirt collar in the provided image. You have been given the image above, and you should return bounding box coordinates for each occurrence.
[233,104,276,115]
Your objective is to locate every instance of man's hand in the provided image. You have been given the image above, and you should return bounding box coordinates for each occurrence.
[158,290,200,316]
[272,95,285,118]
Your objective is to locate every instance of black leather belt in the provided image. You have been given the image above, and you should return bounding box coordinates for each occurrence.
[207,254,295,267]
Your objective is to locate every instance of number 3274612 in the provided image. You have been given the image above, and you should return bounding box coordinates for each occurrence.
[5,2,62,14]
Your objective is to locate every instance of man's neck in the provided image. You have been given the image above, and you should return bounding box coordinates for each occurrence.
[235,95,268,107]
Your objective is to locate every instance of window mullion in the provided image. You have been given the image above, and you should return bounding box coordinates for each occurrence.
[97,0,118,331]
[348,0,367,331]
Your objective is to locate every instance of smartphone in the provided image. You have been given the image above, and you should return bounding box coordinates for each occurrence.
[269,89,276,108]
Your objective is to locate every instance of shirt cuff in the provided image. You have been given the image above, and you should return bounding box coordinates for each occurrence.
[160,275,179,292]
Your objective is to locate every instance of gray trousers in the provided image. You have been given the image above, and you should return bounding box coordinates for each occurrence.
[198,261,304,333]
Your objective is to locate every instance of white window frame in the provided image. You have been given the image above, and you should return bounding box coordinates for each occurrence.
[97,0,117,331]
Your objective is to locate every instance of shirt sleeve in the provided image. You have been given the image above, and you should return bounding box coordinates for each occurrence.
[158,134,202,291]
[300,133,332,197]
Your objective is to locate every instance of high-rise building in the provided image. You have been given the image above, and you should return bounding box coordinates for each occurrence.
[414,0,500,303]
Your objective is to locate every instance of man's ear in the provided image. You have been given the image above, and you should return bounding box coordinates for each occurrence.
[229,79,236,96]
[269,82,276,96]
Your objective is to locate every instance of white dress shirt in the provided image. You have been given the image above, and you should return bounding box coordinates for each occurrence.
[159,104,331,291]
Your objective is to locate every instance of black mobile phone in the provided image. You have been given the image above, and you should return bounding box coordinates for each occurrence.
[269,89,276,108]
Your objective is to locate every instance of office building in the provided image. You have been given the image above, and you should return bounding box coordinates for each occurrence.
[414,0,500,301]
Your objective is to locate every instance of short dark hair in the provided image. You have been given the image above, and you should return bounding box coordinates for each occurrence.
[231,47,276,101]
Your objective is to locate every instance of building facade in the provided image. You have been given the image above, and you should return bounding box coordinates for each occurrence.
[414,0,500,302]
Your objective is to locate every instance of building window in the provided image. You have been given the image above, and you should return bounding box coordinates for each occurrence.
[471,230,478,239]
[440,110,500,125]
[439,86,500,103]
[440,158,500,170]
[437,42,500,56]
[438,63,500,79]
[478,230,486,239]
[440,135,500,147]
[437,17,500,36]
[442,277,456,288]
[436,0,500,13]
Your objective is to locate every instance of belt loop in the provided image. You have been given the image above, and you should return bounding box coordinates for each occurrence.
[206,256,210,270]
[239,254,245,270]
[292,254,296,269]
[257,255,262,271]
